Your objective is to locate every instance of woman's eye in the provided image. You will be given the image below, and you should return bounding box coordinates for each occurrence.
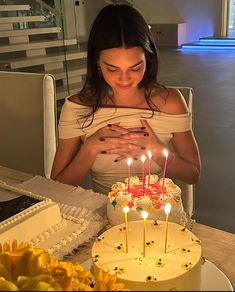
[107,67,117,72]
[131,67,141,72]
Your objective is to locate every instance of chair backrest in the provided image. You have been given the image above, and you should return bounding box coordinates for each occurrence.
[0,71,57,178]
[169,86,194,218]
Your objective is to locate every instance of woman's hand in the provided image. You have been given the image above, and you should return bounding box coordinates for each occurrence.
[84,123,149,160]
[140,119,166,160]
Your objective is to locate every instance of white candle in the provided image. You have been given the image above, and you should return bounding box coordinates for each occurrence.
[127,158,132,193]
[140,155,146,195]
[123,206,130,253]
[164,203,171,253]
[147,150,152,187]
[141,210,149,257]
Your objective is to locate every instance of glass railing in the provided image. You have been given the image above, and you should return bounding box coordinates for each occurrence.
[0,0,87,116]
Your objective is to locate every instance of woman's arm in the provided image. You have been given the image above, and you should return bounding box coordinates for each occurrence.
[51,125,149,186]
[154,130,201,184]
[50,136,96,186]
[141,88,201,184]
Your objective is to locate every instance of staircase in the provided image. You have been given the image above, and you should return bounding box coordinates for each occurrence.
[181,37,235,50]
[0,2,87,111]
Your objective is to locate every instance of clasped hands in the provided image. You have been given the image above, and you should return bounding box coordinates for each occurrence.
[85,119,165,162]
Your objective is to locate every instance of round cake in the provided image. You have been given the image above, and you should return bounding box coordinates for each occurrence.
[92,220,202,291]
[107,175,185,225]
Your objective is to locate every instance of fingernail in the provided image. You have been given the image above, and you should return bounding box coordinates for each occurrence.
[141,146,146,150]
[99,137,106,141]
[144,133,149,136]
[134,157,138,161]
[107,124,112,127]
[114,159,119,162]
[141,126,146,130]
[101,150,107,154]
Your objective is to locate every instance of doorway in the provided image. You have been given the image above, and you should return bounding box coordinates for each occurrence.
[228,0,235,36]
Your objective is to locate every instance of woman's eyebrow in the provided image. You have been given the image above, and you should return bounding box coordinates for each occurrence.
[103,60,144,68]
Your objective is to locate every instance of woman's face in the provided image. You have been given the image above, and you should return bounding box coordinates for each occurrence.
[98,47,146,96]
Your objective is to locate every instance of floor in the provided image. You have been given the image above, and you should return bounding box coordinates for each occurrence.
[158,47,235,234]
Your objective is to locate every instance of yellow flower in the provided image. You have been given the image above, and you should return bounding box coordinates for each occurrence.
[93,269,129,291]
[16,275,62,291]
[0,277,19,291]
[50,261,80,290]
[0,240,31,253]
[71,282,93,291]
[0,241,129,291]
[0,261,12,281]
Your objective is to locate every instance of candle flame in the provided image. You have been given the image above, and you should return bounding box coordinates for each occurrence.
[163,149,169,158]
[147,150,152,159]
[140,155,146,163]
[127,158,132,166]
[141,210,149,219]
[164,203,171,215]
[123,206,130,213]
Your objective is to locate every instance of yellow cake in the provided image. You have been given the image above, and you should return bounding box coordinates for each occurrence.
[92,220,202,291]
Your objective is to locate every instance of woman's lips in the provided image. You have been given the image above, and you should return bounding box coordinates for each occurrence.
[116,83,132,89]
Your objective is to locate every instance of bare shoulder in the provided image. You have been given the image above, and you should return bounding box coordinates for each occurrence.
[68,94,81,104]
[158,87,189,115]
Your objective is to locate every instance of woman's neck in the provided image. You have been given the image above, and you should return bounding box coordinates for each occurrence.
[109,88,146,107]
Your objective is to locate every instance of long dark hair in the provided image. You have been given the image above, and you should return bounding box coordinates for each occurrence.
[79,4,165,126]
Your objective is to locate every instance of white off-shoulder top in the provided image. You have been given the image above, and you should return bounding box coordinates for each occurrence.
[59,98,192,194]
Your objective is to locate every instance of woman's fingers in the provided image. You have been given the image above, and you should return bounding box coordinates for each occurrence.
[140,119,155,135]
[107,123,129,134]
[99,144,147,157]
[107,123,148,136]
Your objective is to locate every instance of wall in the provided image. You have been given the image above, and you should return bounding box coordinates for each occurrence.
[74,0,107,42]
[70,0,223,44]
[132,0,223,43]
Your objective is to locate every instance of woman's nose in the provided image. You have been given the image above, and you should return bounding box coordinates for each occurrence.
[118,71,130,83]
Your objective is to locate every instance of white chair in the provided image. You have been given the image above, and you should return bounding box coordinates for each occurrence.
[170,86,195,219]
[0,71,57,178]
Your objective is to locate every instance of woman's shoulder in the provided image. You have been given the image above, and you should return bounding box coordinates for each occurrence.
[60,94,91,119]
[152,87,189,115]
[67,94,87,105]
[64,94,92,110]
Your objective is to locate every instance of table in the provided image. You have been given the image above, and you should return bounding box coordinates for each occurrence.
[0,165,234,289]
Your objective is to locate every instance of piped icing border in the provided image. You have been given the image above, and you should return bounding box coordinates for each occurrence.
[0,180,53,229]
[29,219,67,246]
[46,217,90,254]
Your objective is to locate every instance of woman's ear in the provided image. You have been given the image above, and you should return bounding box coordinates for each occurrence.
[97,63,101,77]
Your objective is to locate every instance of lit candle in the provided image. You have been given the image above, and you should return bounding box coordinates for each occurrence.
[127,158,132,193]
[123,206,130,253]
[162,149,169,190]
[164,203,171,253]
[140,155,146,195]
[141,210,149,257]
[147,150,152,187]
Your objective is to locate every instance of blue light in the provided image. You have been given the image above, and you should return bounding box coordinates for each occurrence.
[180,45,235,50]
[200,38,235,42]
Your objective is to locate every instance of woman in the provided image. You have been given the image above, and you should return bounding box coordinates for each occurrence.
[51,4,201,195]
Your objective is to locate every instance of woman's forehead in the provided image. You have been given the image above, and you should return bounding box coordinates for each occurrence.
[99,47,145,65]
